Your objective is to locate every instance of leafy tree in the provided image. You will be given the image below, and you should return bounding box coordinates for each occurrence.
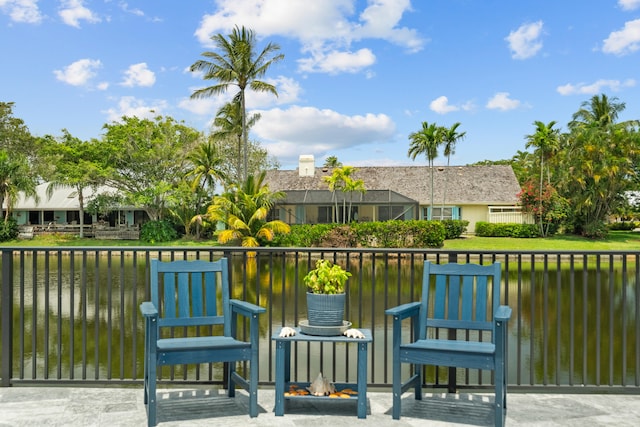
[555,94,639,237]
[40,130,106,237]
[190,25,284,182]
[525,121,560,236]
[408,121,442,218]
[323,156,342,168]
[0,150,38,223]
[323,167,346,223]
[207,172,290,247]
[440,122,465,219]
[0,102,37,160]
[101,115,201,221]
[210,135,280,184]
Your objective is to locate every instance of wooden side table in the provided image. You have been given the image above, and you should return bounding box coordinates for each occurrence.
[272,327,373,419]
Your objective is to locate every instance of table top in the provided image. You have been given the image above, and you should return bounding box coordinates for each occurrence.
[272,327,372,343]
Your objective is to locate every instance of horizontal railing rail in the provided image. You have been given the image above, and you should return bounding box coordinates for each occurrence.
[1,246,639,393]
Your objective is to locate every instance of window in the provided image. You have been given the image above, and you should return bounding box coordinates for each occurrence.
[378,205,406,221]
[318,206,333,223]
[424,206,460,220]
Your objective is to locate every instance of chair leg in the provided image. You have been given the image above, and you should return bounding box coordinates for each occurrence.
[495,364,505,427]
[147,361,158,427]
[392,360,402,419]
[228,362,236,398]
[249,353,260,417]
[414,364,422,401]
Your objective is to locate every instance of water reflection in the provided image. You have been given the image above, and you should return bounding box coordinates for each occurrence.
[7,251,637,387]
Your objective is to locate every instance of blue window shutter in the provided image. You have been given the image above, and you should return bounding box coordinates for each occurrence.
[426,207,432,220]
[296,205,305,224]
[452,207,460,220]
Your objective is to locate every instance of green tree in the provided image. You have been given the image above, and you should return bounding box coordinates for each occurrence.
[0,150,38,223]
[557,94,639,237]
[207,172,290,247]
[408,121,442,218]
[101,115,201,221]
[40,130,106,237]
[440,122,465,219]
[525,120,561,236]
[211,100,261,183]
[323,156,342,168]
[210,135,280,183]
[190,25,284,183]
[0,102,37,160]
[323,167,346,223]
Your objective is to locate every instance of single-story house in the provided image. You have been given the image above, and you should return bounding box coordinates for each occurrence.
[263,156,526,233]
[5,183,147,239]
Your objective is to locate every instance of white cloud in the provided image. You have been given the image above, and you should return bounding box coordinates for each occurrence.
[430,96,459,114]
[0,0,42,23]
[119,2,144,17]
[298,48,376,74]
[505,21,544,59]
[53,58,102,86]
[486,92,521,111]
[59,0,100,28]
[121,63,156,87]
[194,0,424,75]
[602,19,640,55]
[251,105,396,162]
[104,96,167,123]
[619,0,640,10]
[556,78,636,95]
[247,76,302,107]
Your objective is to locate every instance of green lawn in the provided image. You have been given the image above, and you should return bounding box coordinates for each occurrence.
[442,230,640,251]
[3,231,640,250]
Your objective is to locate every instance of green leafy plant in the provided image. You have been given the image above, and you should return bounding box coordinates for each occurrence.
[303,259,351,294]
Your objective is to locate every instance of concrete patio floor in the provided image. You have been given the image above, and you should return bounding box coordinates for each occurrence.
[1,386,639,426]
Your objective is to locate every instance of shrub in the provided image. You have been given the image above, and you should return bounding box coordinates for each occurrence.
[140,220,178,243]
[475,222,540,238]
[0,218,19,242]
[440,219,469,239]
[608,221,637,231]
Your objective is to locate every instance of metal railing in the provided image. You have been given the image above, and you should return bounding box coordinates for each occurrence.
[1,246,639,393]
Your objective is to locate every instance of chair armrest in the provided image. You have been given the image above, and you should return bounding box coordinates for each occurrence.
[385,301,421,320]
[495,305,512,322]
[140,301,158,318]
[230,299,266,318]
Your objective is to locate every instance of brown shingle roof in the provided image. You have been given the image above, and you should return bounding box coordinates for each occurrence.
[264,165,520,205]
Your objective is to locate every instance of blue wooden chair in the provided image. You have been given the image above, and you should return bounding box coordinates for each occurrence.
[140,258,266,426]
[385,261,512,427]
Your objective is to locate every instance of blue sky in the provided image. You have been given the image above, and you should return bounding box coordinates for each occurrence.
[1,0,639,170]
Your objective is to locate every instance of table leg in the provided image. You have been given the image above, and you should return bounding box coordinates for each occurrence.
[356,341,368,419]
[274,340,287,416]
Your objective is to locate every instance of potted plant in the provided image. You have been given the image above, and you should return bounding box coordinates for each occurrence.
[303,259,351,326]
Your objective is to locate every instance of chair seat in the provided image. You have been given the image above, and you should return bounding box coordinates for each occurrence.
[403,339,495,355]
[157,335,251,352]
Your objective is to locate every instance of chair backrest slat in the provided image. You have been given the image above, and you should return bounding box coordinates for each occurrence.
[420,261,502,342]
[150,258,229,332]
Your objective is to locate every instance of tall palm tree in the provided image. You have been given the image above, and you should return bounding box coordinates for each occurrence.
[569,94,625,129]
[408,122,441,219]
[190,26,284,183]
[525,120,560,236]
[207,172,290,247]
[439,122,466,219]
[212,101,261,183]
[323,167,347,223]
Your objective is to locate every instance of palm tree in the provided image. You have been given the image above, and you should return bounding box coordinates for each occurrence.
[439,122,466,219]
[408,122,441,219]
[212,101,261,183]
[207,172,290,247]
[190,26,284,183]
[323,167,347,223]
[525,120,560,236]
[569,94,626,129]
[186,140,228,193]
[0,150,38,224]
[343,175,366,222]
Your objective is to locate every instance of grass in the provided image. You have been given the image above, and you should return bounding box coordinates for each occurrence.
[2,231,640,251]
[442,230,640,251]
